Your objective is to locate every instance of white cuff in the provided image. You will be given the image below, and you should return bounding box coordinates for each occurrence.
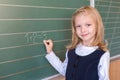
[45,51,56,61]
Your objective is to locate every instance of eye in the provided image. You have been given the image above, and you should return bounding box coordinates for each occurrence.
[75,25,81,27]
[86,24,91,27]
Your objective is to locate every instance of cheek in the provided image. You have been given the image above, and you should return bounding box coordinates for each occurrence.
[76,28,80,35]
[90,28,96,36]
[76,29,82,38]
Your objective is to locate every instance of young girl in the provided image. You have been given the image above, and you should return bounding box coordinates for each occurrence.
[43,6,110,80]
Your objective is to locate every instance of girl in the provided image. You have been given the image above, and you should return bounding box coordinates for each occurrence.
[43,6,110,80]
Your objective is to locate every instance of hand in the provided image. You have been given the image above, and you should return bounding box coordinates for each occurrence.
[43,39,53,54]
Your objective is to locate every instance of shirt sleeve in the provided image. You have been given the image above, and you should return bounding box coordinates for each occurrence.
[45,50,68,76]
[98,51,110,80]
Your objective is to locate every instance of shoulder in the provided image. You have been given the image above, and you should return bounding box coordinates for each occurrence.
[67,48,75,54]
[100,50,110,60]
[97,48,110,56]
[67,48,76,58]
[99,49,110,59]
[99,51,110,65]
[102,51,110,58]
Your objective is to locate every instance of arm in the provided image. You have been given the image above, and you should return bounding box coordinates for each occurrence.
[43,39,68,76]
[45,51,68,76]
[98,51,110,80]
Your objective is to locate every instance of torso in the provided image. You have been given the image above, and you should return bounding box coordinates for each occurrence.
[66,48,105,80]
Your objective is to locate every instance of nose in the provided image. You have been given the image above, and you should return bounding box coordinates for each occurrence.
[81,26,86,33]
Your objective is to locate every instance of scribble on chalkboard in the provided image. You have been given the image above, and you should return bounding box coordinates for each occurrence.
[25,32,48,43]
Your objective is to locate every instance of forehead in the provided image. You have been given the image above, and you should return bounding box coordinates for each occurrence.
[74,14,95,24]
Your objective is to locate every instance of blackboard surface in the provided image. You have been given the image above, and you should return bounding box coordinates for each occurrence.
[95,0,120,57]
[0,0,89,80]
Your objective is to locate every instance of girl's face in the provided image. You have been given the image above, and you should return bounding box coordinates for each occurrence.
[74,14,96,46]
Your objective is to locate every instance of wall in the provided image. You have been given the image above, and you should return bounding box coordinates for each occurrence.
[110,58,120,80]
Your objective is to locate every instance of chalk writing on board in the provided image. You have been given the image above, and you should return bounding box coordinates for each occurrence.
[25,32,47,43]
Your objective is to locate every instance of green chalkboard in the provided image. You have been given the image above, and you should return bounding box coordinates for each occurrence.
[0,0,89,80]
[95,0,120,57]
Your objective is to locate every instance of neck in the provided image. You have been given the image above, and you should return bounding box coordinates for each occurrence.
[82,43,91,47]
[82,41,93,47]
[82,38,95,47]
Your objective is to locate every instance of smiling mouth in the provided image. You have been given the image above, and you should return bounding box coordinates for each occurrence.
[81,33,89,37]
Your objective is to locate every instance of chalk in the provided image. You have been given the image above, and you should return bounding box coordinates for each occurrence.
[43,40,49,45]
[47,42,49,45]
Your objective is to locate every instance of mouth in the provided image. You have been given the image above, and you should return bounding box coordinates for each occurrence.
[81,33,89,37]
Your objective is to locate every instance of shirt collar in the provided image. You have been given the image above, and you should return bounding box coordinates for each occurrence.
[75,44,98,56]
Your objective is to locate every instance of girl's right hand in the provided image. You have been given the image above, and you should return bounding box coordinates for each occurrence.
[43,39,53,54]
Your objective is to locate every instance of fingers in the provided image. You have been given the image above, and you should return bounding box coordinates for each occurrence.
[43,40,48,46]
[43,39,53,46]
[43,39,53,53]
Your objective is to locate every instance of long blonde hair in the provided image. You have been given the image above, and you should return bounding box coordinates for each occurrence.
[66,6,108,51]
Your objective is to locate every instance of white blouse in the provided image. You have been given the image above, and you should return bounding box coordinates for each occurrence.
[45,44,110,80]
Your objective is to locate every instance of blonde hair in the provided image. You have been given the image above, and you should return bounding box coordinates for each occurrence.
[66,6,108,51]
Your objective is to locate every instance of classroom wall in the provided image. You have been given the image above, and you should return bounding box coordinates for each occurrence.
[95,0,120,56]
[110,58,120,80]
[0,0,89,80]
